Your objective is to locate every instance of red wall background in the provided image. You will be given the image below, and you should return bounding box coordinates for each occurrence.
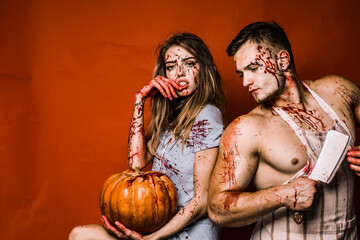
[1,0,359,239]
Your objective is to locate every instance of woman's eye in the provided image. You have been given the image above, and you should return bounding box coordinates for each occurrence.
[166,65,175,71]
[186,61,196,67]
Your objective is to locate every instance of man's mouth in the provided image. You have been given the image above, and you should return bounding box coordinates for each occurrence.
[249,87,258,94]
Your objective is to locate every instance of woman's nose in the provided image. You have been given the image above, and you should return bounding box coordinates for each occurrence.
[177,65,186,77]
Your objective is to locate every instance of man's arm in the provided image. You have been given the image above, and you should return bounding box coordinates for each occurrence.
[207,116,317,227]
[309,75,360,176]
[340,76,360,175]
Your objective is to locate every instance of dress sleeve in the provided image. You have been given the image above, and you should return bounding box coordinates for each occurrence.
[189,105,225,153]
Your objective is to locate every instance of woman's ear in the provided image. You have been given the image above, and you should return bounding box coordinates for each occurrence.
[276,50,290,71]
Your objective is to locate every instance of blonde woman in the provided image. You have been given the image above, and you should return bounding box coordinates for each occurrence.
[69,33,226,240]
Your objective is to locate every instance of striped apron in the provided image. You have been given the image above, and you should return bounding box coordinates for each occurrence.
[251,83,357,240]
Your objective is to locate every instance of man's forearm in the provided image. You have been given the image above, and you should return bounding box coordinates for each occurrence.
[208,187,283,227]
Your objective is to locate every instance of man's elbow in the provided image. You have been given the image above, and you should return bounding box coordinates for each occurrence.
[207,195,229,226]
[207,192,255,227]
[208,208,225,226]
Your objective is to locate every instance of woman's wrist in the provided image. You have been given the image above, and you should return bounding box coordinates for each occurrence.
[140,232,156,240]
[135,92,145,105]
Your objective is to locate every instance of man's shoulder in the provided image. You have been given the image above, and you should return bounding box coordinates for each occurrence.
[305,75,352,93]
[305,75,359,105]
[224,108,267,135]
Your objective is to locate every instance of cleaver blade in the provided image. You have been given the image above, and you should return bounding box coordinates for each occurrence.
[308,130,351,184]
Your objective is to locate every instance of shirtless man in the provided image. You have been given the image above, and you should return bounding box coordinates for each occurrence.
[208,21,360,239]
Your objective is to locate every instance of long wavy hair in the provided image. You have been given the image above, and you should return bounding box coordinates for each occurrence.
[146,32,226,155]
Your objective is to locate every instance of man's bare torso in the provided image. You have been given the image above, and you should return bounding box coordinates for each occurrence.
[248,77,357,190]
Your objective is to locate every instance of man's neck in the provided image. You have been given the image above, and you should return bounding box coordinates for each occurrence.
[270,73,308,110]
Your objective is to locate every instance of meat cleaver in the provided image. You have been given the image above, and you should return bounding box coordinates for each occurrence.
[308,130,351,184]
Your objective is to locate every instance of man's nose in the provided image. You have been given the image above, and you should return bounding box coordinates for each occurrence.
[242,74,253,87]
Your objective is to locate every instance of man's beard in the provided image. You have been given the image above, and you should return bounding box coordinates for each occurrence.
[257,75,286,103]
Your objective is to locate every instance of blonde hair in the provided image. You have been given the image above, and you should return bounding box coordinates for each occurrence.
[146,33,225,155]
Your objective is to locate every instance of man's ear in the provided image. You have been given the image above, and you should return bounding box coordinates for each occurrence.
[276,50,290,71]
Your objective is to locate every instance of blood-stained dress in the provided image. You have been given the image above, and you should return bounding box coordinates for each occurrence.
[152,104,224,240]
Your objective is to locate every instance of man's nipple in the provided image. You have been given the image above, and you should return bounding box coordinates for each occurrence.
[291,158,299,165]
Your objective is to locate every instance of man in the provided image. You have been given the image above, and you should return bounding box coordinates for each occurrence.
[208,21,360,239]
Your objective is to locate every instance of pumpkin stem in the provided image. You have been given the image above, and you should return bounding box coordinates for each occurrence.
[134,165,141,175]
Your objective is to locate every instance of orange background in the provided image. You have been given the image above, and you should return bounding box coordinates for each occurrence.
[1,0,360,239]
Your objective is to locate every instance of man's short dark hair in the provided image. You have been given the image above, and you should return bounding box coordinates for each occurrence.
[226,21,295,68]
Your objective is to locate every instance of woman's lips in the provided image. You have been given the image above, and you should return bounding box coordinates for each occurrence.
[178,80,188,85]
[177,80,189,89]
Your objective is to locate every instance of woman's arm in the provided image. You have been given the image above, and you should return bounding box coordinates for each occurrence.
[128,76,181,169]
[103,76,182,239]
[127,92,152,169]
[117,147,219,240]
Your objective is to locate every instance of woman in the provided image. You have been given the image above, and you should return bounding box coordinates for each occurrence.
[69,32,226,240]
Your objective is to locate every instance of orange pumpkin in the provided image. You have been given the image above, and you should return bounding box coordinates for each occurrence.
[99,167,177,234]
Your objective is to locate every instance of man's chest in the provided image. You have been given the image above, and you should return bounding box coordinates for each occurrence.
[252,120,311,188]
[260,129,309,173]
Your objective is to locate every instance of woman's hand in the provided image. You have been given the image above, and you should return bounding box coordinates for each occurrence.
[102,215,154,240]
[101,215,129,239]
[347,146,360,176]
[114,222,149,240]
[137,76,182,100]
